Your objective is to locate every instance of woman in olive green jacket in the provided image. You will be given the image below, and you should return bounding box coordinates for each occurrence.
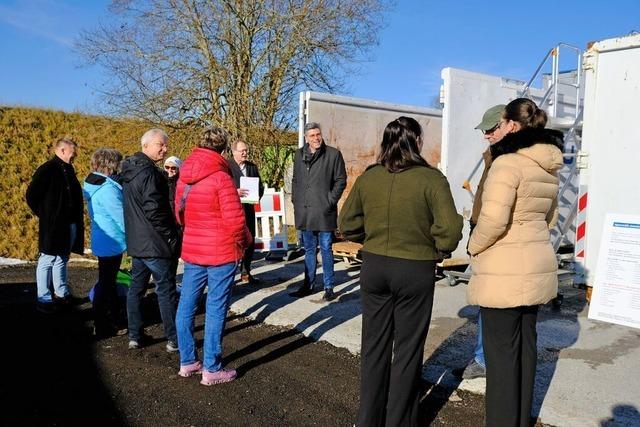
[339,116,462,427]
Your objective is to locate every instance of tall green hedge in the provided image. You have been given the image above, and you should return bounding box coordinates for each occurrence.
[0,106,295,260]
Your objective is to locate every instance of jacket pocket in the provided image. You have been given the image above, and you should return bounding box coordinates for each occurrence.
[326,193,336,211]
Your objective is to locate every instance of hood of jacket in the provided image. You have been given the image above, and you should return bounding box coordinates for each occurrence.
[83,172,121,198]
[120,152,158,183]
[490,127,564,173]
[179,148,230,185]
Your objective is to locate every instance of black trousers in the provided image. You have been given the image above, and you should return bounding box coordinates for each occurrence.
[481,305,539,427]
[93,254,123,332]
[357,252,436,427]
[241,208,256,275]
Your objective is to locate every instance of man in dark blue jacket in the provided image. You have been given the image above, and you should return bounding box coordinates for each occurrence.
[121,128,179,352]
[290,122,346,301]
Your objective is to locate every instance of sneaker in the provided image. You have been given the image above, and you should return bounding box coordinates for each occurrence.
[36,302,57,314]
[166,340,179,353]
[462,360,486,379]
[200,368,237,386]
[178,361,203,378]
[53,294,73,305]
[128,332,152,350]
[322,289,335,301]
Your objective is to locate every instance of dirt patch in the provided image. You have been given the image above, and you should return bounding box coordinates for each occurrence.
[0,264,551,426]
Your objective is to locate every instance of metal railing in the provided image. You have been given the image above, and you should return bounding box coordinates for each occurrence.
[518,43,583,119]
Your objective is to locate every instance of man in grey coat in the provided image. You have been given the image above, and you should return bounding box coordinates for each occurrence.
[290,122,347,301]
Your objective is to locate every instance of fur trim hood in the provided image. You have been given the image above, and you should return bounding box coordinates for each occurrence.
[490,127,565,173]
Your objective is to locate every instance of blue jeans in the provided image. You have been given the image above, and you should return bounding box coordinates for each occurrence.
[36,253,70,303]
[127,257,177,342]
[35,224,76,303]
[474,312,485,367]
[301,230,334,290]
[176,262,236,372]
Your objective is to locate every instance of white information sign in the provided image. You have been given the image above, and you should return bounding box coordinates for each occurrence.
[588,213,640,329]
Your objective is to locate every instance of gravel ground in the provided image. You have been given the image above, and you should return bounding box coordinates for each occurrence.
[0,264,552,426]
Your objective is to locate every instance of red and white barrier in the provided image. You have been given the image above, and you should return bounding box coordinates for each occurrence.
[254,189,288,252]
[575,185,588,260]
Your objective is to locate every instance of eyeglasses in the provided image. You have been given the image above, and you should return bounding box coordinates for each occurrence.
[165,166,177,171]
[482,122,502,135]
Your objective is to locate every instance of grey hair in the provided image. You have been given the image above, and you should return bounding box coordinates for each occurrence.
[140,128,169,148]
[91,148,123,175]
[231,139,249,151]
[304,122,322,133]
[55,137,78,148]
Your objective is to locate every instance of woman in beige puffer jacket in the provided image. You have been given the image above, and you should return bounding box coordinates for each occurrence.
[467,98,564,427]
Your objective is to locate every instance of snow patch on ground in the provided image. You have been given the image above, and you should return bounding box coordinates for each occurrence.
[0,257,29,266]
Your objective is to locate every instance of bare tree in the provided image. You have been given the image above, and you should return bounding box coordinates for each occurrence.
[77,0,391,139]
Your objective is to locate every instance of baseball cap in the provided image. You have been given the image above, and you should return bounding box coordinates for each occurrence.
[475,104,506,131]
[164,156,182,168]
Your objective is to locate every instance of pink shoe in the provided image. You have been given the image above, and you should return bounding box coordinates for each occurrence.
[178,361,202,377]
[200,368,237,386]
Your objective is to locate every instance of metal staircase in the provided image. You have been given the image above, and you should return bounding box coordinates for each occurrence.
[518,43,584,255]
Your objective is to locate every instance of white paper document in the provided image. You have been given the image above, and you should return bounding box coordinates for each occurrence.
[588,213,640,329]
[239,176,260,204]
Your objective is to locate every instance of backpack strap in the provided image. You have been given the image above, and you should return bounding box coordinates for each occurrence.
[178,184,192,226]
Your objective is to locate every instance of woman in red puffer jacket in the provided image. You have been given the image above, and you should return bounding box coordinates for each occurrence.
[174,126,251,386]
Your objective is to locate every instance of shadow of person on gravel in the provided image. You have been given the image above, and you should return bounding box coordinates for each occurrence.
[178,257,314,341]
[0,279,124,426]
[419,304,476,424]
[227,259,361,334]
[222,269,362,376]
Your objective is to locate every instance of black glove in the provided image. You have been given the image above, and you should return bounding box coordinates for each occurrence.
[167,237,179,256]
[466,221,476,256]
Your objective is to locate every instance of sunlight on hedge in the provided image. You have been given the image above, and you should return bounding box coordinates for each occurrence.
[0,106,296,260]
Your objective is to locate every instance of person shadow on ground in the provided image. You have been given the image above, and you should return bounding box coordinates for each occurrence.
[221,261,362,376]
[0,272,124,426]
[600,404,640,426]
[419,302,478,424]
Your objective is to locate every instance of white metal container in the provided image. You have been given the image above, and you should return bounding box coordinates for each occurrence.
[578,33,640,286]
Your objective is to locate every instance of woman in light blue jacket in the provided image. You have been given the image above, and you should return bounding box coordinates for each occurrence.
[83,148,126,338]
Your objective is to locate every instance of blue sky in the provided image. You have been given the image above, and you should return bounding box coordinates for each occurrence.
[0,0,638,113]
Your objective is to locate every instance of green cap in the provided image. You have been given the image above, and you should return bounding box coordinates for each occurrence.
[475,104,506,131]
